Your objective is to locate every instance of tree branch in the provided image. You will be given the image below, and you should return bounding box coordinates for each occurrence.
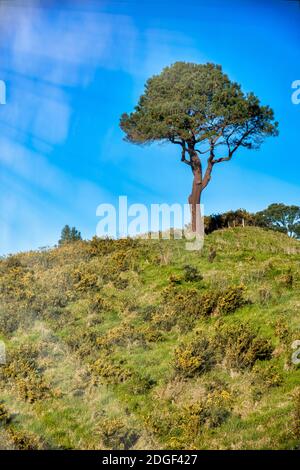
[172,138,192,166]
[211,126,254,164]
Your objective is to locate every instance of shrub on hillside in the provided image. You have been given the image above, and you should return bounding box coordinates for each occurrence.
[89,356,132,384]
[183,265,203,283]
[159,286,218,331]
[7,428,44,450]
[72,269,99,293]
[145,389,232,449]
[214,322,273,370]
[251,363,283,400]
[100,417,139,450]
[216,285,247,315]
[1,344,52,403]
[96,322,146,349]
[127,373,156,395]
[66,329,99,359]
[157,284,245,333]
[279,268,294,289]
[174,337,216,378]
[183,390,232,431]
[0,307,19,336]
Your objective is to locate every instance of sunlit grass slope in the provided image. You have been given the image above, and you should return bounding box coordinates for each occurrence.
[0,227,300,449]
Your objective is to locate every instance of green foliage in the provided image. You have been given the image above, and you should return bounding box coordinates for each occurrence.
[127,373,156,395]
[256,203,300,238]
[96,322,145,349]
[58,225,82,245]
[204,205,300,238]
[73,268,99,292]
[145,389,232,449]
[0,307,19,336]
[168,273,182,285]
[183,264,203,282]
[156,285,246,333]
[120,62,278,147]
[205,209,257,234]
[279,268,294,288]
[154,287,216,332]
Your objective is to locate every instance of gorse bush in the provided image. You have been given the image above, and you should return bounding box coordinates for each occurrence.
[1,344,52,403]
[279,268,294,288]
[157,284,247,333]
[89,355,132,384]
[127,373,156,395]
[7,428,44,450]
[100,417,139,450]
[215,322,274,370]
[174,337,216,378]
[96,322,146,349]
[183,389,233,430]
[216,285,247,315]
[73,268,99,293]
[0,307,19,336]
[145,389,232,449]
[251,363,283,400]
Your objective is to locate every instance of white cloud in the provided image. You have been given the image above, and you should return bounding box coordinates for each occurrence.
[0,0,204,254]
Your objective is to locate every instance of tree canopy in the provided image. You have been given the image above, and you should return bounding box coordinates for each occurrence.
[120,62,278,158]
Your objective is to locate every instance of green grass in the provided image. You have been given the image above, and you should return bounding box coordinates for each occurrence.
[0,227,299,449]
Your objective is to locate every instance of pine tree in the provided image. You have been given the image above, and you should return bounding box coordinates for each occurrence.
[58,225,82,245]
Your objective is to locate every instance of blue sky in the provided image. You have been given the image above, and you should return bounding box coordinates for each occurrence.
[0,0,299,254]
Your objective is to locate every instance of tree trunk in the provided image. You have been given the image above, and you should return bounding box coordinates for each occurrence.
[188,152,202,233]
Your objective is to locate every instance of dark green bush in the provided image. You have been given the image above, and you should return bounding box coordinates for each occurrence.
[127,373,156,394]
[183,265,203,282]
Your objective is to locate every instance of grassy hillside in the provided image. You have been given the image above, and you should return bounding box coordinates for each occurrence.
[0,227,300,450]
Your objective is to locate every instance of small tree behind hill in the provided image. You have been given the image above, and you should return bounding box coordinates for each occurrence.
[58,225,82,245]
[255,203,300,238]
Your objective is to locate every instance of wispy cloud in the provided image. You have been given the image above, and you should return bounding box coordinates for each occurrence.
[0,0,203,254]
